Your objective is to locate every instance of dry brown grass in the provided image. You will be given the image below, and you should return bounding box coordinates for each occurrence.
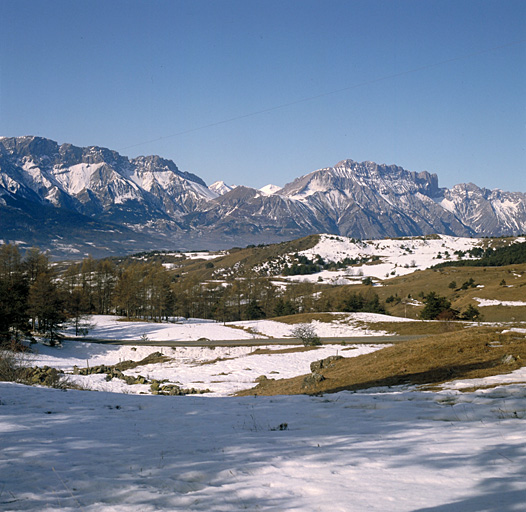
[237,327,526,396]
[378,263,526,322]
[363,320,467,336]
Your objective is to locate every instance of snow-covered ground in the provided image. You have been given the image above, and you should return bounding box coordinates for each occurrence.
[1,381,525,511]
[1,314,525,511]
[475,298,526,307]
[28,338,381,396]
[280,234,488,283]
[35,314,405,395]
[64,313,407,342]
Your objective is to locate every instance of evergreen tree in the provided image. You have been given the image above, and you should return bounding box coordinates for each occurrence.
[0,245,29,345]
[420,292,456,320]
[461,304,482,321]
[28,271,66,345]
[245,300,266,320]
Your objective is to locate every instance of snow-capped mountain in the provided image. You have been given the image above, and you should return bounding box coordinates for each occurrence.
[0,136,214,228]
[1,136,524,257]
[209,181,234,196]
[260,184,282,195]
[437,183,526,237]
[279,160,473,239]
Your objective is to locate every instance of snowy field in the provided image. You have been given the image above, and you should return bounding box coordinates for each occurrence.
[27,313,400,395]
[63,313,406,343]
[27,338,381,396]
[279,234,525,284]
[1,315,525,511]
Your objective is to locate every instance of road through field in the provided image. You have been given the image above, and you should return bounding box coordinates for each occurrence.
[62,335,424,347]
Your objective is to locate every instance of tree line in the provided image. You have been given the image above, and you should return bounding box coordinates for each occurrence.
[435,242,526,268]
[0,244,389,346]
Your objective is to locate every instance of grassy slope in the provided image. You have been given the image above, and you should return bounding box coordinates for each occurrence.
[165,234,321,280]
[238,327,526,396]
[371,263,526,322]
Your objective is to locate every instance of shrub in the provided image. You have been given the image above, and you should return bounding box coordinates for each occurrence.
[0,349,31,383]
[461,304,482,321]
[420,292,458,320]
[291,324,321,346]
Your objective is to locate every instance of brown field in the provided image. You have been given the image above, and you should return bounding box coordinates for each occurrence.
[237,327,526,396]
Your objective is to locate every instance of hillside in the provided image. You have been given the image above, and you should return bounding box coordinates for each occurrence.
[97,234,526,324]
[238,327,526,396]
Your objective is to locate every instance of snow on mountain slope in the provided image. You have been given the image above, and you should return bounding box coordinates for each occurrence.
[282,160,439,201]
[0,136,215,226]
[260,184,282,195]
[438,183,526,236]
[279,160,475,239]
[53,162,106,195]
[209,180,234,195]
[1,137,524,257]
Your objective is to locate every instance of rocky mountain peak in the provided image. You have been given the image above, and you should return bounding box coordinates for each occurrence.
[209,181,234,196]
[0,136,524,258]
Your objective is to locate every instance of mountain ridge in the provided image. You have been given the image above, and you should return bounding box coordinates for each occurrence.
[0,136,524,258]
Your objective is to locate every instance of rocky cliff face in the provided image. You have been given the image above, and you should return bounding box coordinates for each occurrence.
[437,183,526,236]
[0,136,215,229]
[1,136,524,257]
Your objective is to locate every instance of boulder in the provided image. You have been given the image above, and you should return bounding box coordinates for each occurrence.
[310,355,343,373]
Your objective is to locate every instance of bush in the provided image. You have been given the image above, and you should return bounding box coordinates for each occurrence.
[0,343,36,383]
[461,304,482,321]
[420,292,458,320]
[0,350,31,383]
[291,324,321,346]
[1,346,70,389]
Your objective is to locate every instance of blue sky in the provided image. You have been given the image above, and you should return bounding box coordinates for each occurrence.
[1,0,525,192]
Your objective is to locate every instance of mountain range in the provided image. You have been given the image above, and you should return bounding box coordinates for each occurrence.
[0,136,524,258]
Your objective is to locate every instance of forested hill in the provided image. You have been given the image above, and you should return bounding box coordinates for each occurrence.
[435,242,526,268]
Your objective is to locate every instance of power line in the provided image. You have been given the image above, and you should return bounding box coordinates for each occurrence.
[119,39,526,153]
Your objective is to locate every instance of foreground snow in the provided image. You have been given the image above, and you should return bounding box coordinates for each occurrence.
[2,314,525,511]
[1,382,525,511]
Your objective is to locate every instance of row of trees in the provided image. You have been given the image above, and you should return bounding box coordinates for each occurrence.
[60,254,389,323]
[436,242,526,268]
[1,244,392,346]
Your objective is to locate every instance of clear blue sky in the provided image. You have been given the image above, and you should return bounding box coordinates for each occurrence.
[1,0,525,192]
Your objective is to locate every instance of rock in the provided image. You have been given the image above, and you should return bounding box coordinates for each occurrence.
[303,372,325,388]
[310,355,343,373]
[501,354,518,365]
